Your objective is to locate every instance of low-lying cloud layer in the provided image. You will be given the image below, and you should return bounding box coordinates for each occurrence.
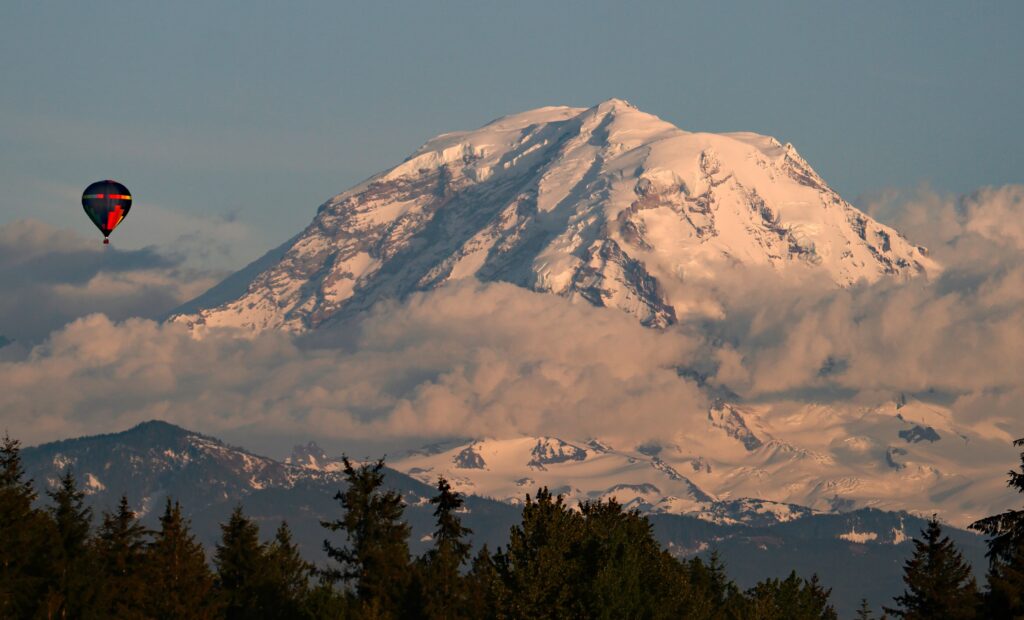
[1,186,1022,454]
[0,282,705,447]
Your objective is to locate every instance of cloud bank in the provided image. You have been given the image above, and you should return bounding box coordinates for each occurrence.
[704,185,1024,430]
[0,282,705,447]
[1,186,1023,453]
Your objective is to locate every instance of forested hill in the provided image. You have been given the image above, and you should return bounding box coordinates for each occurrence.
[12,421,992,616]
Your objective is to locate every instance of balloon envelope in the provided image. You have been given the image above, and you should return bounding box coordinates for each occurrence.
[82,180,132,243]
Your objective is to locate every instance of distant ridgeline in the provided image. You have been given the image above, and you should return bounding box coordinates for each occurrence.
[9,421,1024,618]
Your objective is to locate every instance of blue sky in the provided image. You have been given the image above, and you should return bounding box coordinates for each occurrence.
[2,1,1021,266]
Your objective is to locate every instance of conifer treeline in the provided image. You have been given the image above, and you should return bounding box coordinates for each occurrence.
[3,432,1024,619]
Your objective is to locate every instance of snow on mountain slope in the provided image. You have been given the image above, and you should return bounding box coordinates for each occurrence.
[398,436,712,512]
[172,99,935,332]
[376,396,1016,528]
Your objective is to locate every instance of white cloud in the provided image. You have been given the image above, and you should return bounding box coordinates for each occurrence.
[704,185,1024,433]
[0,282,706,447]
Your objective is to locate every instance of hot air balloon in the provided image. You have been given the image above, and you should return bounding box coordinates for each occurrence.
[81,180,132,245]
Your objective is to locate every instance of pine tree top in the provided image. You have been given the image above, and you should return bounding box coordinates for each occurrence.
[47,468,93,558]
[886,516,978,620]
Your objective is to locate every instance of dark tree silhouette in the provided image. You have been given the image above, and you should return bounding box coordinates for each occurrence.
[464,545,503,619]
[683,551,745,619]
[496,487,585,618]
[263,521,316,618]
[886,517,979,619]
[215,505,267,619]
[92,496,151,619]
[492,489,730,618]
[971,438,1024,563]
[743,571,837,620]
[419,477,473,619]
[854,598,875,619]
[0,433,56,618]
[46,468,96,617]
[322,457,411,618]
[971,436,1024,618]
[576,498,693,617]
[143,499,220,619]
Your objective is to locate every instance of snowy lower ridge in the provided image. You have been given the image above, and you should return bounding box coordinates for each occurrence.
[293,395,1017,529]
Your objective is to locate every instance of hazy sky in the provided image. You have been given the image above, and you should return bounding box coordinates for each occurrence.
[2,1,1022,267]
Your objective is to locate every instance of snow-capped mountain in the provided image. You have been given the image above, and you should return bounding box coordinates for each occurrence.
[172,98,934,332]
[161,99,1017,528]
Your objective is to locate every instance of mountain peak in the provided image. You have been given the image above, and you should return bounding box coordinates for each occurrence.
[592,97,636,112]
[30,419,197,452]
[173,101,935,333]
[286,441,336,471]
[126,419,191,434]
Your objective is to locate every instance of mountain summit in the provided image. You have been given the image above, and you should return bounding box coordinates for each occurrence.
[174,99,933,332]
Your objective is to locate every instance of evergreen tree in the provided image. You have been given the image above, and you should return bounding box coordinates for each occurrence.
[496,487,585,618]
[885,517,979,619]
[89,496,150,619]
[971,436,1024,618]
[215,507,318,619]
[743,571,838,620]
[263,521,316,619]
[46,468,97,618]
[419,476,473,619]
[304,576,353,620]
[576,498,692,618]
[983,541,1024,619]
[215,505,268,619]
[684,552,744,619]
[48,469,93,557]
[491,490,744,619]
[143,498,220,620]
[403,562,429,620]
[464,545,503,619]
[855,598,875,619]
[322,456,411,619]
[0,432,56,618]
[971,438,1024,563]
[700,551,736,606]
